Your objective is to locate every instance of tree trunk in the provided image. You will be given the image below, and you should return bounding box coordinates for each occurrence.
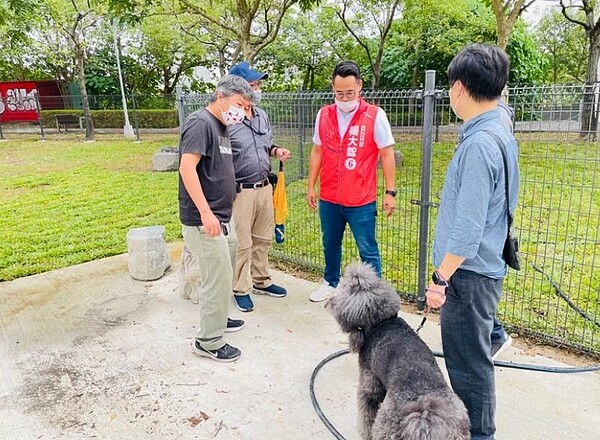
[161,67,171,95]
[497,25,510,50]
[76,48,94,141]
[301,64,315,90]
[580,38,600,140]
[246,50,255,65]
[218,46,227,77]
[56,81,71,109]
[408,65,420,117]
[301,68,308,91]
[371,66,380,91]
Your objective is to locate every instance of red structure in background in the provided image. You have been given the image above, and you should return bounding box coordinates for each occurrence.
[0,80,65,123]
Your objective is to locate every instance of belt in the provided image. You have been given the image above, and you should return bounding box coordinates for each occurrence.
[238,178,270,189]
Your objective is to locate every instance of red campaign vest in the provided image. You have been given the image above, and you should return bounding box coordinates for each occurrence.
[318,99,379,206]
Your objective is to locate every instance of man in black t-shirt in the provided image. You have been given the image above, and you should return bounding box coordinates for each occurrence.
[179,74,254,363]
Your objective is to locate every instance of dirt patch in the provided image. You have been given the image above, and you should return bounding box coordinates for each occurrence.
[15,343,174,437]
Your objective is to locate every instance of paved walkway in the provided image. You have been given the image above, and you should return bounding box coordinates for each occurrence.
[1,243,598,439]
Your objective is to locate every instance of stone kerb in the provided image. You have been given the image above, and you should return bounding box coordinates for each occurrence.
[153,147,179,172]
[126,226,171,281]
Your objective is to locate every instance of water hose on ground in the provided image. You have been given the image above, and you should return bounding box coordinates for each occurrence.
[310,349,600,440]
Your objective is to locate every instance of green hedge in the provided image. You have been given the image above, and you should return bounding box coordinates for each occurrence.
[40,109,179,129]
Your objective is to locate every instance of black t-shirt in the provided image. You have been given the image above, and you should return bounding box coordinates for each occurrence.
[178,109,236,226]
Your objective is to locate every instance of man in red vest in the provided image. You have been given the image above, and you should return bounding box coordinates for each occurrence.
[306,61,397,302]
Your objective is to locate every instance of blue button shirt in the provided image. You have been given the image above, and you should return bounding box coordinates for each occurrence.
[433,108,520,279]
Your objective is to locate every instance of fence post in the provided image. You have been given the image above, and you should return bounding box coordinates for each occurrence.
[434,92,440,143]
[175,85,185,129]
[34,91,45,141]
[297,91,305,179]
[416,70,436,311]
[0,95,4,140]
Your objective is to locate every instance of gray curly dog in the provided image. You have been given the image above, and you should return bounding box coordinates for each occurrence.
[326,262,470,440]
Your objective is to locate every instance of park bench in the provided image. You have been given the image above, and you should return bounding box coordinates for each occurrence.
[55,114,84,133]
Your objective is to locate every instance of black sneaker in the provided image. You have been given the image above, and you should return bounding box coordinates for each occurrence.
[192,341,241,363]
[225,318,245,333]
[491,335,513,360]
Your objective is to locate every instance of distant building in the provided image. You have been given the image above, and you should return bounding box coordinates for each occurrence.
[0,80,66,123]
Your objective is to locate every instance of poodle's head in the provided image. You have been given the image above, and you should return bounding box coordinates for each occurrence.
[326,262,400,351]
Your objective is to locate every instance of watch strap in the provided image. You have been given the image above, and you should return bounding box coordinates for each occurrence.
[432,271,448,286]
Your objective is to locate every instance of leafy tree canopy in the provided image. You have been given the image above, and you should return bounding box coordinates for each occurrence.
[533,9,587,83]
[378,0,545,88]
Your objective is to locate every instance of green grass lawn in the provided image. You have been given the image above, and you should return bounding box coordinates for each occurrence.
[0,134,182,280]
[1,134,598,354]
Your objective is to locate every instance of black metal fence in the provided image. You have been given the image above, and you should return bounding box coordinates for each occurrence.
[178,81,600,355]
[0,93,178,140]
[41,93,177,111]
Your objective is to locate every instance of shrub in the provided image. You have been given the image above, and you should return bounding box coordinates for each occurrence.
[40,109,179,129]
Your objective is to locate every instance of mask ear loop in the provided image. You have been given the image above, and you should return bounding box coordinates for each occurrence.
[217,94,228,114]
[449,82,462,115]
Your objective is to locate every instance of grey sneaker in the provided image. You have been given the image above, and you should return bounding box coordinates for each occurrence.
[491,335,513,360]
[225,318,244,333]
[192,341,241,363]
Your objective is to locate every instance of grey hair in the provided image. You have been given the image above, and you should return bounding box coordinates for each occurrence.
[211,74,254,102]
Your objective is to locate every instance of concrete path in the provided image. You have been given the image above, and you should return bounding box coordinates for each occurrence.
[1,243,599,440]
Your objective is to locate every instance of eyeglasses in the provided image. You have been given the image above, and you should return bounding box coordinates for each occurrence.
[333,90,358,99]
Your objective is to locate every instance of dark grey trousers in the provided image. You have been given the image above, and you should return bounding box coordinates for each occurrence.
[441,269,503,440]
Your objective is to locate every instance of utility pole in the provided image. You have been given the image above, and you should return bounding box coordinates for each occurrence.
[113,21,134,138]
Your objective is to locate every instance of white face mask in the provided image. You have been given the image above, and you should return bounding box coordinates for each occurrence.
[253,90,262,104]
[336,99,359,113]
[449,83,462,117]
[222,104,245,125]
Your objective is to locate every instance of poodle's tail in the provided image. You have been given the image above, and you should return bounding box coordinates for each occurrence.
[393,394,470,440]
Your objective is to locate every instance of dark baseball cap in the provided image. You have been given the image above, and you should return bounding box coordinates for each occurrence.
[228,62,268,82]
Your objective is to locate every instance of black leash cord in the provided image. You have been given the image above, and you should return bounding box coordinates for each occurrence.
[309,349,350,440]
[310,349,600,439]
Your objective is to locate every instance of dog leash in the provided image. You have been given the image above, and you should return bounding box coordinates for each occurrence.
[416,285,446,334]
[414,307,429,334]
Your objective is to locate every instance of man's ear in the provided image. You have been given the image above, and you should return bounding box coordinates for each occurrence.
[454,80,465,96]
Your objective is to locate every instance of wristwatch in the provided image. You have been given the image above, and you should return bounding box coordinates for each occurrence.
[385,189,397,197]
[432,271,448,287]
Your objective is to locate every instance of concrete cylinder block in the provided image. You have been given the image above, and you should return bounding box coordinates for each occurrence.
[153,149,179,172]
[126,226,171,281]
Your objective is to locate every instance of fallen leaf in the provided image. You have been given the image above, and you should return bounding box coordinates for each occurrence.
[187,411,210,427]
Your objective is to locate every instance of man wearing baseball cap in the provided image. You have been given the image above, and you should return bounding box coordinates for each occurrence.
[228,61,291,312]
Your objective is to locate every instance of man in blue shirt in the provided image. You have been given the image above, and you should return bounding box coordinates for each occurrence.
[426,44,519,440]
